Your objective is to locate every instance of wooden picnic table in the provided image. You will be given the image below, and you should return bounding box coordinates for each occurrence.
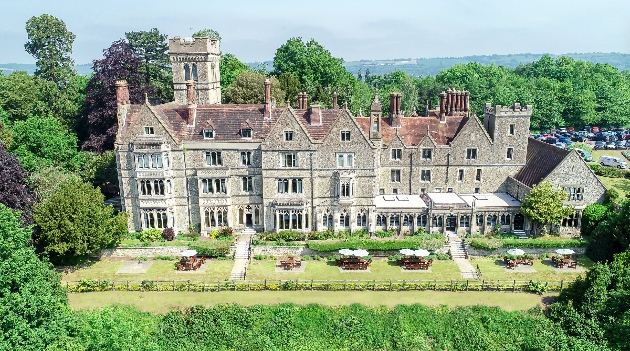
[279,257,301,270]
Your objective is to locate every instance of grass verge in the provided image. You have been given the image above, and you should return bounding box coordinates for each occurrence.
[68,290,558,313]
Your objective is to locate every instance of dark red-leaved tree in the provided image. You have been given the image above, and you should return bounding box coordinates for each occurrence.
[82,39,154,152]
[0,142,34,225]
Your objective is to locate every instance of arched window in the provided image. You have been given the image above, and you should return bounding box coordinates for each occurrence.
[416,215,427,227]
[184,64,191,81]
[254,208,260,225]
[192,63,198,81]
[390,215,399,227]
[376,215,385,227]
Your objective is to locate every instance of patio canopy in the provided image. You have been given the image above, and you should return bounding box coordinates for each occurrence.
[181,250,198,257]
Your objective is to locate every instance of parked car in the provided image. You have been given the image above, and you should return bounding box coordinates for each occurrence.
[616,141,627,150]
[606,141,617,149]
[554,142,566,149]
[567,127,575,133]
[594,141,605,150]
[592,126,600,133]
[600,155,628,169]
[626,140,630,148]
[574,149,593,162]
[571,135,585,142]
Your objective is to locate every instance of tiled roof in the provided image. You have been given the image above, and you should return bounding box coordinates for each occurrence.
[292,108,342,141]
[513,138,570,187]
[355,112,468,146]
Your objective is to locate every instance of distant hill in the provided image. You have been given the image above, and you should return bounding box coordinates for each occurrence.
[0,63,93,76]
[3,53,630,78]
[343,53,630,77]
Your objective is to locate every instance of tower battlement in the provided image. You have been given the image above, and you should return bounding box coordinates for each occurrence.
[168,36,220,55]
[169,36,221,105]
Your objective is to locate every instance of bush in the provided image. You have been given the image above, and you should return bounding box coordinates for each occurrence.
[306,230,335,240]
[350,229,370,239]
[183,231,200,240]
[301,255,310,260]
[527,280,549,295]
[188,240,232,257]
[217,226,234,239]
[312,255,322,261]
[259,230,305,242]
[374,230,395,238]
[590,163,628,178]
[388,254,403,261]
[469,238,589,250]
[155,255,174,260]
[139,228,162,242]
[162,228,175,241]
[253,254,267,260]
[307,238,443,252]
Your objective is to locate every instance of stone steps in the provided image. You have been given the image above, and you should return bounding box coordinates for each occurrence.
[513,230,528,239]
[229,235,252,280]
[448,237,479,279]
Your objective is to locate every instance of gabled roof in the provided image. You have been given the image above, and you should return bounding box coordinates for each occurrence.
[355,112,468,146]
[292,108,342,141]
[513,138,571,187]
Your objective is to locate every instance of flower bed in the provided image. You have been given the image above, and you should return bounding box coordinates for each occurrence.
[468,238,588,250]
[307,238,444,252]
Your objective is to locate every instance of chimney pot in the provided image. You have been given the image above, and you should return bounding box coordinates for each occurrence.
[309,104,322,125]
[303,93,308,109]
[115,80,130,106]
[264,79,271,118]
[333,92,338,109]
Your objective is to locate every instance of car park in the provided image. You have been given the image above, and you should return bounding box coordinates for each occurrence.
[594,141,605,150]
[606,141,617,149]
[567,127,575,133]
[554,142,566,149]
[599,155,628,169]
[592,126,600,133]
[574,149,593,161]
[616,141,627,150]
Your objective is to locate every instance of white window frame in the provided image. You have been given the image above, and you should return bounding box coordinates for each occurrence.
[506,148,514,160]
[340,130,351,141]
[203,129,214,139]
[421,148,432,160]
[242,176,253,192]
[337,153,354,168]
[280,153,298,167]
[241,128,252,138]
[466,148,478,160]
[391,148,402,160]
[206,151,223,166]
[284,131,294,141]
[144,126,154,135]
[390,169,401,183]
[420,169,431,182]
[241,151,252,166]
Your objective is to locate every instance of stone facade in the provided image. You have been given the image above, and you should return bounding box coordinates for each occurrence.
[114,36,606,237]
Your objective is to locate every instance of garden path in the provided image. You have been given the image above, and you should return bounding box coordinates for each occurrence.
[448,234,479,279]
[229,233,253,280]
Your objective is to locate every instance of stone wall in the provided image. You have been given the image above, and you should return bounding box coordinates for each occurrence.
[465,244,586,257]
[96,246,191,258]
[252,245,449,257]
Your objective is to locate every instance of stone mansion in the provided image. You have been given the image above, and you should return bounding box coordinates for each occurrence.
[114,36,606,236]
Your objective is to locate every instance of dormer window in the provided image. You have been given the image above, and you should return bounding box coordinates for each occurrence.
[144,126,154,135]
[203,129,214,139]
[284,131,294,141]
[241,128,252,138]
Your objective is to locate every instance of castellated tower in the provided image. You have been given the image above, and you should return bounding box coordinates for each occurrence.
[169,36,221,105]
[483,102,532,165]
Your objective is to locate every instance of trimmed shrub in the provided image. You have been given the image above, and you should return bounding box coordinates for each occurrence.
[307,238,443,252]
[162,228,175,241]
[374,230,395,238]
[307,230,335,240]
[139,228,162,242]
[188,240,231,257]
[469,238,589,250]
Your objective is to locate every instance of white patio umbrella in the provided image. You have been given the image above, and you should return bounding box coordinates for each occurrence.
[411,249,431,257]
[352,249,370,257]
[338,249,354,255]
[399,249,414,255]
[555,249,575,255]
[181,250,198,257]
[507,248,525,256]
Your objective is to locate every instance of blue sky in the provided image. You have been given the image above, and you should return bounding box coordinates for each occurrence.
[1,0,630,64]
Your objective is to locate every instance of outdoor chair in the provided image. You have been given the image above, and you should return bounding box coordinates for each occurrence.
[569,261,578,269]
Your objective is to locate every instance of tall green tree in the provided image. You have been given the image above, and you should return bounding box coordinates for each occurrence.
[33,177,128,264]
[0,204,73,350]
[278,72,301,106]
[24,14,76,87]
[220,53,249,95]
[223,71,285,105]
[125,28,172,102]
[192,28,221,39]
[520,181,574,236]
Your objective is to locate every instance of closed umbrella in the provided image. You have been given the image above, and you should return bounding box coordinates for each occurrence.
[555,249,575,255]
[411,249,430,257]
[507,248,525,256]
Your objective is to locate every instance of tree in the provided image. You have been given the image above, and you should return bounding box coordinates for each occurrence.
[82,39,153,152]
[0,142,34,224]
[24,14,76,87]
[28,166,75,202]
[9,116,84,174]
[0,204,73,350]
[33,177,128,264]
[125,28,172,102]
[192,28,221,39]
[220,53,249,95]
[586,200,630,262]
[520,181,574,236]
[223,71,285,105]
[278,72,301,106]
[581,203,608,235]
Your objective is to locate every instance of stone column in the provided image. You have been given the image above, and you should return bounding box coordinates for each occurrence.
[275,211,280,232]
[301,211,306,231]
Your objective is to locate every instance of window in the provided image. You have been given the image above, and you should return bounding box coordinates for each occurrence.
[204,207,228,228]
[151,154,163,168]
[509,124,515,135]
[500,214,511,225]
[420,188,426,194]
[356,212,367,227]
[565,187,584,201]
[192,63,198,81]
[434,187,442,193]
[137,154,150,169]
[506,148,514,160]
[391,170,401,182]
[141,209,168,229]
[432,215,443,227]
[337,153,354,168]
[242,176,253,192]
[476,215,484,226]
[487,215,498,226]
[460,215,470,227]
[474,187,480,194]
[323,212,333,228]
[379,188,385,195]
[291,179,303,193]
[206,151,223,166]
[420,170,431,182]
[458,169,464,182]
[466,148,477,160]
[241,151,252,166]
[284,131,293,141]
[139,179,166,196]
[392,188,398,194]
[422,148,432,160]
[136,153,164,169]
[417,215,427,227]
[391,148,402,160]
[447,188,453,193]
[341,183,351,197]
[203,129,214,139]
[389,214,400,227]
[201,179,226,194]
[277,179,302,193]
[562,213,578,227]
[376,215,385,226]
[475,169,482,181]
[341,131,351,141]
[340,211,350,227]
[241,129,252,138]
[277,179,289,193]
[280,153,298,167]
[144,126,154,135]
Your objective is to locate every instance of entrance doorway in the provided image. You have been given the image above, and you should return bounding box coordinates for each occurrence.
[445,215,457,231]
[514,214,524,230]
[246,214,253,227]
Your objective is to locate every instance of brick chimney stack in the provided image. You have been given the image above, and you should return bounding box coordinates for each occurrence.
[390,92,401,128]
[303,92,308,109]
[464,91,470,114]
[396,93,402,115]
[333,92,338,109]
[264,79,271,118]
[186,80,197,126]
[115,80,130,107]
[389,93,396,116]
[309,104,322,125]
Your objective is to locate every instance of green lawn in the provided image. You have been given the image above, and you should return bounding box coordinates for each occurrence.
[586,149,630,197]
[61,259,234,282]
[245,258,463,281]
[68,290,558,313]
[470,256,593,282]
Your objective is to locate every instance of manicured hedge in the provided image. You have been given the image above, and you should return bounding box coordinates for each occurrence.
[469,238,589,250]
[188,240,232,257]
[307,238,444,252]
